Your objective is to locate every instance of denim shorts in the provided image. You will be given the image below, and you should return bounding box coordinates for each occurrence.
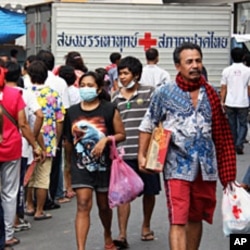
[71,164,110,192]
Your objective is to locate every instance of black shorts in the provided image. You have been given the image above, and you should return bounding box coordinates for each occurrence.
[125,159,161,195]
[71,164,110,192]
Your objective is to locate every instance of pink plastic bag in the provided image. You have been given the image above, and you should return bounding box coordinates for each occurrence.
[108,136,144,209]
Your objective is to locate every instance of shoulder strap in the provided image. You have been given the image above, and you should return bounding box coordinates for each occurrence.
[0,103,18,128]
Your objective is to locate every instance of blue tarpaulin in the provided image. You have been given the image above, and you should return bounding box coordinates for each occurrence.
[0,7,26,44]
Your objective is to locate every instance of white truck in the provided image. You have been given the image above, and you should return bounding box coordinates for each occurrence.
[25,1,232,85]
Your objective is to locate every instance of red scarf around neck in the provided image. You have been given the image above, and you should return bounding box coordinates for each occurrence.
[176,73,236,187]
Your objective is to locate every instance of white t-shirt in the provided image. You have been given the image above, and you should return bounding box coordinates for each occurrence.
[14,87,41,158]
[45,71,70,109]
[140,64,171,87]
[23,74,32,89]
[221,63,250,107]
[67,85,81,107]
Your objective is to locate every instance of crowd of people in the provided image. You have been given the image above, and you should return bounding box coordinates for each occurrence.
[1,41,250,250]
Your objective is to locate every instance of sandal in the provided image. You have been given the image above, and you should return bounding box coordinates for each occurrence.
[56,197,71,204]
[141,230,154,241]
[113,237,129,248]
[5,237,20,247]
[104,242,117,250]
[24,209,35,216]
[34,212,52,221]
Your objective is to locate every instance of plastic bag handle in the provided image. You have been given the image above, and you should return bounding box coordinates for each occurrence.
[108,135,116,148]
[108,135,119,160]
[224,181,241,194]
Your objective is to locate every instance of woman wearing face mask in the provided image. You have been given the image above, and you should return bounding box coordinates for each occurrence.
[63,71,125,250]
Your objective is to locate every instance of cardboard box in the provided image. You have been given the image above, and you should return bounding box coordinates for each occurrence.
[145,124,171,173]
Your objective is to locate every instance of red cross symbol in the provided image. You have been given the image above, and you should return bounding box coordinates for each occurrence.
[138,32,157,51]
[232,205,242,219]
[29,25,35,44]
[41,24,48,44]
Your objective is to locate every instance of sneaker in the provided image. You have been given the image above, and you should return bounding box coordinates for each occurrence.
[235,145,244,154]
[14,218,31,232]
[236,147,244,155]
[44,201,61,210]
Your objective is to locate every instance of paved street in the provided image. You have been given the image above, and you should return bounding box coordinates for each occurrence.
[14,144,250,250]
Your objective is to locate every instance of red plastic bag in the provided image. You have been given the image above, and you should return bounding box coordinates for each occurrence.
[108,136,144,209]
[24,161,36,187]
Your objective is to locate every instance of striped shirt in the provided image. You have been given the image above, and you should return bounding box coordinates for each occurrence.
[112,84,155,160]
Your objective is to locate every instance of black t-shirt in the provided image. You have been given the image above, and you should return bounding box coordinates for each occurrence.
[63,100,115,171]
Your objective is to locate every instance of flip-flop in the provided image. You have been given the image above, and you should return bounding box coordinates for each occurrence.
[56,197,71,204]
[141,230,154,241]
[34,212,52,221]
[4,246,14,250]
[113,237,129,248]
[24,210,35,216]
[5,237,20,247]
[104,242,117,250]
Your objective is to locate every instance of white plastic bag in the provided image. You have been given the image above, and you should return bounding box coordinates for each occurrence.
[222,182,250,236]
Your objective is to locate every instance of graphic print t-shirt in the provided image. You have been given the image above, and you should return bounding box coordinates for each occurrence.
[64,100,115,172]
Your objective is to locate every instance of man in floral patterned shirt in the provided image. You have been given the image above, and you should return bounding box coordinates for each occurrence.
[26,60,65,220]
[138,42,236,250]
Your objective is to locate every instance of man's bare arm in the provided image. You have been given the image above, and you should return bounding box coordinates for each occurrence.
[56,121,63,146]
[33,109,44,138]
[220,84,227,104]
[138,131,152,172]
[18,109,36,149]
[18,109,42,161]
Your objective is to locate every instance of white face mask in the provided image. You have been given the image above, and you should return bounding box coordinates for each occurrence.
[79,87,98,102]
[125,80,136,89]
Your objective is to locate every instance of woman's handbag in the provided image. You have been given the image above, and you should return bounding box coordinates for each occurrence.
[108,136,144,209]
[222,182,250,236]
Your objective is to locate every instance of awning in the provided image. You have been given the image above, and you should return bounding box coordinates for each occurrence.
[232,34,250,43]
[0,7,26,44]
